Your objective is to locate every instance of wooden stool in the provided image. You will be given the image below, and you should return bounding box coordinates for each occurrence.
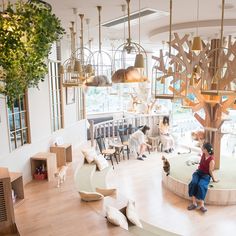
[148,136,159,151]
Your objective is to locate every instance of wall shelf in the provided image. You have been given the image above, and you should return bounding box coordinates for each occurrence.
[9,172,24,208]
[30,152,57,182]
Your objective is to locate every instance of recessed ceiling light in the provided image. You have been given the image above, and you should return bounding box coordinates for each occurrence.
[219,3,234,10]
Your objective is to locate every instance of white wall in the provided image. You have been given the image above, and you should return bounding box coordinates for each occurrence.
[0,40,87,184]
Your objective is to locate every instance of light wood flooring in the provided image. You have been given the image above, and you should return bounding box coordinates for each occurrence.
[14,148,236,236]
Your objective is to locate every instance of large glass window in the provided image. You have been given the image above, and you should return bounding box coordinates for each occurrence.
[86,84,133,114]
[8,95,30,151]
[48,60,63,131]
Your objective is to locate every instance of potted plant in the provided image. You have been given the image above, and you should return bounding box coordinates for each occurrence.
[0,0,65,105]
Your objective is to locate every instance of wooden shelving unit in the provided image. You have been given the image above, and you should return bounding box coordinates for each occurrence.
[0,168,20,235]
[50,144,72,167]
[30,152,57,182]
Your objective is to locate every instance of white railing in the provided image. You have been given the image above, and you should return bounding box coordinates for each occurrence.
[89,113,169,147]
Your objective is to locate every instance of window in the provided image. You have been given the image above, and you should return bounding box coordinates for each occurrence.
[86,84,134,114]
[48,60,63,131]
[78,87,85,120]
[8,94,30,151]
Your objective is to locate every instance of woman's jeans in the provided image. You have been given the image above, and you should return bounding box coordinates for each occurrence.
[188,170,211,201]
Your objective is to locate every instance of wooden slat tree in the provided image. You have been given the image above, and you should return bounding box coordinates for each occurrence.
[153,33,236,169]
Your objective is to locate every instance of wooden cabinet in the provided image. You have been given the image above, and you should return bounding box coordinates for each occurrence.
[30,152,57,181]
[0,168,19,235]
[50,144,72,167]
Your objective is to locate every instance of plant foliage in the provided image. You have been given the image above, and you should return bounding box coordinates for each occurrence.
[0,0,65,104]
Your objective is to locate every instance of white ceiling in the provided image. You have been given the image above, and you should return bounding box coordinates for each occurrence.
[46,0,236,52]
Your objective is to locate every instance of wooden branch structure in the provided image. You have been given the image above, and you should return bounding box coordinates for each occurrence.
[152,33,236,169]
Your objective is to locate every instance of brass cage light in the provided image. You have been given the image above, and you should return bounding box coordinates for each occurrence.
[112,0,148,83]
[85,6,113,87]
[200,0,236,96]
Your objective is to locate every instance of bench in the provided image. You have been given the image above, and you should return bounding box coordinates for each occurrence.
[129,220,181,236]
[117,206,181,236]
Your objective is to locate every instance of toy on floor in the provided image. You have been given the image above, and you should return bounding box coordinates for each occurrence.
[162,156,170,176]
[55,165,68,188]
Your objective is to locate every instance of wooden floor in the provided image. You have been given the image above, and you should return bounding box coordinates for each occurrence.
[14,147,236,236]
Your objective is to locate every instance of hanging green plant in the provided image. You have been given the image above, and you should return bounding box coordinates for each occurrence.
[0,0,65,105]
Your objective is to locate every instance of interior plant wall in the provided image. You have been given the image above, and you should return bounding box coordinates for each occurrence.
[0,0,65,105]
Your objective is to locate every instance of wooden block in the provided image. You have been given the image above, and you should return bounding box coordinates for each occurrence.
[50,144,72,167]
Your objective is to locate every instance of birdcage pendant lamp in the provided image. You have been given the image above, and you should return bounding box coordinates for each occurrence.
[152,0,182,100]
[200,0,236,97]
[112,0,148,83]
[152,50,181,100]
[60,14,93,87]
[84,6,113,87]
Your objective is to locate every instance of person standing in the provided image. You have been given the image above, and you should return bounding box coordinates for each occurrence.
[187,142,219,213]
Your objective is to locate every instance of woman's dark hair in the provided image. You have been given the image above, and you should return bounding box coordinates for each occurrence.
[163,116,169,125]
[203,142,214,155]
[141,125,150,134]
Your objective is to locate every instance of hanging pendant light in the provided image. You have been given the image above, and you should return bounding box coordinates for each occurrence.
[167,0,173,75]
[61,21,82,87]
[192,0,202,53]
[134,0,144,69]
[112,0,148,83]
[85,6,112,87]
[192,37,202,53]
[201,0,236,96]
[60,12,93,87]
[134,54,144,68]
[153,0,179,100]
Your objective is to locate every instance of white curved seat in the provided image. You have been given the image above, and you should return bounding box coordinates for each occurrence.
[92,166,112,189]
[129,220,182,236]
[74,164,96,192]
[74,163,112,192]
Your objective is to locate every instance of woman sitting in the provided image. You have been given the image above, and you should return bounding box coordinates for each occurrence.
[129,125,151,161]
[159,116,174,153]
[187,142,219,213]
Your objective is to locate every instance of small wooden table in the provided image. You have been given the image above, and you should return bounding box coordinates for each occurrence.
[50,144,72,167]
[31,152,57,181]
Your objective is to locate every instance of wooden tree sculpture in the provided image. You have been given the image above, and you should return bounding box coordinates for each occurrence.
[153,33,236,169]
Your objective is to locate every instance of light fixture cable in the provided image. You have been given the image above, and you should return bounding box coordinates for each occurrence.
[169,0,172,57]
[196,0,199,36]
[122,4,126,44]
[97,6,102,53]
[126,0,131,45]
[79,14,84,65]
[220,0,225,48]
[138,0,141,53]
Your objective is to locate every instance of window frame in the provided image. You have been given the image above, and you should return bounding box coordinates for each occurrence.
[7,92,31,151]
[48,59,64,132]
